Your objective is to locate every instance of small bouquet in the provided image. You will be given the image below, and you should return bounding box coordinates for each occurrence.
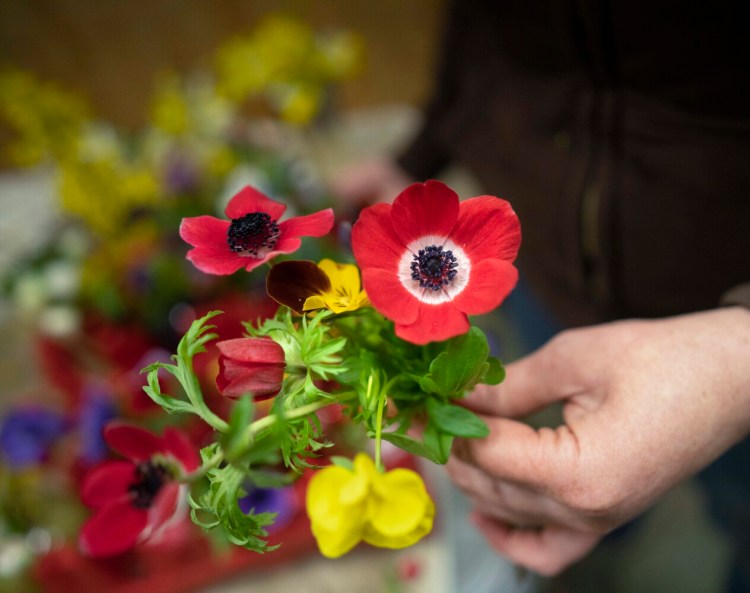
[80,179,522,559]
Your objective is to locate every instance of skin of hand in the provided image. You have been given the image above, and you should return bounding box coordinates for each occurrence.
[328,157,414,208]
[446,307,750,576]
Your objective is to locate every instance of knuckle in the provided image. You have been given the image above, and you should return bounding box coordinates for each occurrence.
[556,471,624,523]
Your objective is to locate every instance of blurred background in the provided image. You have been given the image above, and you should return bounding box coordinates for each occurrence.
[0,2,732,593]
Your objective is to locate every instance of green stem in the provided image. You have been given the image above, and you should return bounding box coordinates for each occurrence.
[181,361,229,433]
[245,398,331,439]
[181,449,224,483]
[374,385,386,472]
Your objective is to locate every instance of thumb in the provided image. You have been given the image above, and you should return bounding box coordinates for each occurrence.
[464,331,595,418]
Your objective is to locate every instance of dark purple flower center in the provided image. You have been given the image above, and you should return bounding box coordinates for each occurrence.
[410,245,459,291]
[129,461,169,509]
[227,212,280,255]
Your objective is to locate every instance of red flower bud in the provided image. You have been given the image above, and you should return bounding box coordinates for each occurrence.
[215,337,285,400]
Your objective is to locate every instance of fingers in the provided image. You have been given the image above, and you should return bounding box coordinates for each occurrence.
[453,417,580,490]
[471,513,601,576]
[446,456,565,527]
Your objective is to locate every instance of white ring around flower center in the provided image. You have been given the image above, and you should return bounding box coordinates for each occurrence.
[398,235,471,305]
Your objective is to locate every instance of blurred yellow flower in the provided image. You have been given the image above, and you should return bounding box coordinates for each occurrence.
[214,13,364,125]
[58,158,159,237]
[306,454,434,558]
[151,74,190,136]
[303,259,369,314]
[0,69,88,165]
[273,83,323,126]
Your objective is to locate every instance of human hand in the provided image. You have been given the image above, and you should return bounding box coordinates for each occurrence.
[329,157,414,209]
[447,307,750,575]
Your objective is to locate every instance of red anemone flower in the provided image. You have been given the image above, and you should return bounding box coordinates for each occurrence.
[79,422,200,557]
[215,337,286,400]
[351,180,521,344]
[180,185,334,275]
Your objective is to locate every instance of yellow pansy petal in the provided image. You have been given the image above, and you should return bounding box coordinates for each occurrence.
[339,472,369,506]
[307,461,369,558]
[369,469,433,537]
[318,259,362,292]
[353,291,370,309]
[310,520,364,559]
[362,501,435,550]
[352,453,378,479]
[303,295,327,311]
[306,465,358,531]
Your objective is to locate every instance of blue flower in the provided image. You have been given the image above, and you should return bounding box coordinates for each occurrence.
[0,408,68,469]
[77,388,117,465]
[238,484,299,531]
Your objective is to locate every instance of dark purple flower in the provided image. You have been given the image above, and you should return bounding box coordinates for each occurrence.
[238,484,298,532]
[0,408,68,469]
[78,387,118,465]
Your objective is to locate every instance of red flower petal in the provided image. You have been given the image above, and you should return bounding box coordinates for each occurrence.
[163,428,200,472]
[217,360,285,400]
[267,237,302,256]
[352,203,407,271]
[180,216,251,275]
[216,337,286,364]
[361,268,420,325]
[395,302,470,345]
[186,247,249,275]
[104,422,164,462]
[451,196,521,262]
[452,259,519,315]
[80,461,135,508]
[146,482,181,535]
[179,215,230,248]
[224,186,287,220]
[79,500,148,557]
[278,208,335,239]
[390,181,459,246]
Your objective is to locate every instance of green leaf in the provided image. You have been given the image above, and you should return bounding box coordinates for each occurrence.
[422,422,454,464]
[418,375,440,394]
[187,461,279,553]
[141,366,195,415]
[483,356,506,385]
[380,432,445,464]
[427,327,491,397]
[330,456,354,471]
[426,399,489,438]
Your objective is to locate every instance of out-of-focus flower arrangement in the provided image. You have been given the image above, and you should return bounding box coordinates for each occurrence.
[0,13,367,593]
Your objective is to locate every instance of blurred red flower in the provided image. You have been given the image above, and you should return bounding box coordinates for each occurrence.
[79,422,200,557]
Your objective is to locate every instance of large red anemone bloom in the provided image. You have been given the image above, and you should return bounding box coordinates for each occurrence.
[79,422,200,557]
[351,180,521,344]
[180,185,334,275]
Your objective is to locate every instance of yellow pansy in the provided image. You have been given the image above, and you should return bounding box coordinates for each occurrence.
[303,259,369,314]
[306,454,434,558]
